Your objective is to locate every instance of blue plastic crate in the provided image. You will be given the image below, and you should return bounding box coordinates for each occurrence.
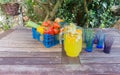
[31,28,59,48]
[43,34,59,48]
[36,31,41,42]
[32,28,42,42]
[32,28,37,39]
[43,34,54,42]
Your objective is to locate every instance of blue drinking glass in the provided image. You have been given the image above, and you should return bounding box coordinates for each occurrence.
[96,30,105,49]
[85,29,94,52]
[103,35,114,54]
[85,39,94,52]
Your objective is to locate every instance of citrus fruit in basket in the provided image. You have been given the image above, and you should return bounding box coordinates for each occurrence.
[36,26,44,34]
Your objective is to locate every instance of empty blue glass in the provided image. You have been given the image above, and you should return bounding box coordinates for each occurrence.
[95,30,105,49]
[103,35,114,54]
[85,39,94,52]
[84,29,94,52]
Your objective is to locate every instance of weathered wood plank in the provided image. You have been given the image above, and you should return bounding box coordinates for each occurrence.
[0,57,61,65]
[80,48,120,58]
[0,47,61,52]
[80,53,120,58]
[80,57,120,64]
[0,51,61,57]
[3,34,32,38]
[113,41,120,45]
[5,32,32,36]
[0,40,40,44]
[0,29,32,40]
[0,64,119,74]
[0,42,44,48]
[113,37,120,42]
[0,29,62,52]
[1,36,33,40]
[81,48,120,53]
[0,43,62,48]
[1,38,36,41]
[0,29,14,39]
[0,28,120,75]
[62,56,80,64]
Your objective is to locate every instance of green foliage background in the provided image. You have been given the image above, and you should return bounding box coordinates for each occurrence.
[56,0,120,28]
[22,0,120,28]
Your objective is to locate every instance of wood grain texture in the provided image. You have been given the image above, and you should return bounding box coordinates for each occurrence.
[0,29,14,39]
[0,28,120,74]
[80,57,120,64]
[0,57,61,65]
[0,28,62,65]
[0,47,61,52]
[0,29,62,52]
[0,43,62,48]
[0,64,119,74]
[0,51,61,57]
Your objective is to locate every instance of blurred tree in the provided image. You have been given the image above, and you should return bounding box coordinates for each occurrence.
[56,0,120,28]
[23,0,120,28]
[23,0,63,22]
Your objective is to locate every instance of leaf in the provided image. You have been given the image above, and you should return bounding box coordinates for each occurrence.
[102,2,107,8]
[100,23,105,28]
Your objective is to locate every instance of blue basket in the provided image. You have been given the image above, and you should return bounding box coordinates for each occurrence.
[43,34,59,48]
[32,28,41,42]
[36,32,41,42]
[43,34,54,42]
[31,28,59,48]
[32,28,37,39]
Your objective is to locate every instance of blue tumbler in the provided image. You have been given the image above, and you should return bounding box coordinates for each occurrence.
[85,39,94,52]
[103,35,114,54]
[85,29,94,52]
[96,30,105,49]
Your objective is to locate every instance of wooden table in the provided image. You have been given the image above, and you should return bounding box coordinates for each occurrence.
[0,27,120,75]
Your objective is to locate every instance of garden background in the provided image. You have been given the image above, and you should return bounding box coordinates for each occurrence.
[0,0,120,32]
